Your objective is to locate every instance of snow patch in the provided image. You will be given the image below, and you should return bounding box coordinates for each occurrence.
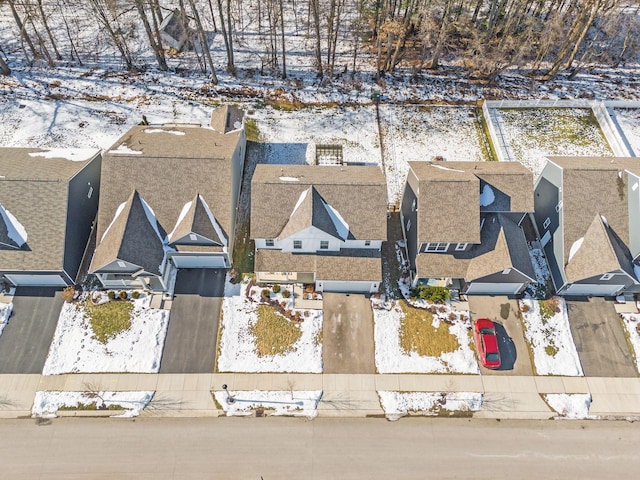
[544,393,592,419]
[109,143,142,155]
[100,201,127,242]
[143,128,185,135]
[32,391,154,418]
[214,390,321,418]
[199,194,227,247]
[430,164,465,173]
[0,204,28,246]
[168,200,193,241]
[28,148,99,161]
[568,237,584,262]
[290,188,309,217]
[620,313,640,373]
[479,184,495,207]
[324,202,350,240]
[0,302,13,337]
[379,391,482,420]
[279,176,300,182]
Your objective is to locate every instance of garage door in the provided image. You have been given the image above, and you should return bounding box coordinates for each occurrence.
[171,255,226,268]
[320,281,376,293]
[5,274,67,287]
[563,283,624,296]
[465,283,523,295]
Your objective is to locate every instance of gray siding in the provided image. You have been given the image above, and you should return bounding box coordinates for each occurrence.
[400,176,418,271]
[172,232,218,245]
[228,131,246,262]
[63,155,102,282]
[628,171,640,260]
[567,270,635,290]
[418,242,470,254]
[468,268,530,286]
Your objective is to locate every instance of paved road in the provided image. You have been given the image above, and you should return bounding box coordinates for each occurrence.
[567,297,636,377]
[323,293,375,374]
[2,417,640,479]
[159,269,225,373]
[0,288,63,374]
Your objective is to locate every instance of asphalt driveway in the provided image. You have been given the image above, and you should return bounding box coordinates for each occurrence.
[322,293,375,374]
[566,297,636,377]
[0,287,63,374]
[159,269,225,373]
[468,296,534,375]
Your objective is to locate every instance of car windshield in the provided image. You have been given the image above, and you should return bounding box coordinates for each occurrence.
[486,353,499,361]
[480,328,495,335]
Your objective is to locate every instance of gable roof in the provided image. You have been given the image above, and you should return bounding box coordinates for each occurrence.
[251,165,387,240]
[0,148,99,272]
[408,161,533,244]
[210,105,245,134]
[169,194,227,246]
[90,190,166,275]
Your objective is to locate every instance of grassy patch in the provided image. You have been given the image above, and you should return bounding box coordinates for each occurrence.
[398,301,459,357]
[620,317,638,370]
[538,298,560,323]
[231,227,255,277]
[83,300,133,344]
[251,305,302,356]
[314,327,323,348]
[545,344,559,357]
[244,118,261,142]
[58,402,124,411]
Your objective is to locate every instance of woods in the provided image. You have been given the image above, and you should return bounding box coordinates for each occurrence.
[0,0,639,82]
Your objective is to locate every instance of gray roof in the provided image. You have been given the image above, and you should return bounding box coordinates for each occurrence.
[91,190,165,275]
[416,213,535,282]
[169,194,226,245]
[278,187,348,240]
[0,148,99,272]
[546,157,639,279]
[408,161,534,244]
[251,165,387,240]
[210,105,245,134]
[255,248,381,282]
[94,114,243,270]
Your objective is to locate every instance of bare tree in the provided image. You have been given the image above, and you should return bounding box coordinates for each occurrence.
[187,0,218,82]
[134,0,167,70]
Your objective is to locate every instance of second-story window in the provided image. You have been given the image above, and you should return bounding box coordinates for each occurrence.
[365,240,371,246]
[293,240,302,249]
[266,239,275,247]
[320,240,329,249]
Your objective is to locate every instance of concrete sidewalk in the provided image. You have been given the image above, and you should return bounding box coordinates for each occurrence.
[2,372,640,419]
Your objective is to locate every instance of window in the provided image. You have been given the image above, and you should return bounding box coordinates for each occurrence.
[543,217,551,229]
[425,243,448,252]
[265,239,275,247]
[555,201,563,213]
[365,240,371,246]
[600,273,614,281]
[87,186,93,199]
[406,219,411,231]
[455,243,467,251]
[293,240,302,249]
[320,240,329,249]
[502,268,511,275]
[189,233,197,241]
[411,199,416,212]
[117,261,126,268]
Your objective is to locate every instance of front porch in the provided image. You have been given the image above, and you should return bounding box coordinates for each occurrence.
[292,284,323,310]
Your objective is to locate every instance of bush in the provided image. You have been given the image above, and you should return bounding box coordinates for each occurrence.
[282,289,291,298]
[107,291,116,300]
[409,286,451,304]
[61,286,76,303]
[119,290,128,300]
[261,288,271,299]
[272,284,281,293]
[131,291,140,299]
[521,303,530,313]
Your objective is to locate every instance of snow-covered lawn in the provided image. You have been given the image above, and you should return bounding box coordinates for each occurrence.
[543,394,592,419]
[613,108,640,156]
[378,391,482,420]
[380,105,492,203]
[620,313,640,373]
[213,390,322,418]
[0,301,12,337]
[374,300,479,374]
[253,105,380,166]
[42,294,169,375]
[32,391,154,418]
[496,108,613,178]
[218,279,323,373]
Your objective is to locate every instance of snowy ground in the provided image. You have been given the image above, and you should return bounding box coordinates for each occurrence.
[543,394,592,419]
[0,301,12,337]
[213,390,321,418]
[620,313,640,373]
[614,108,640,156]
[42,294,169,375]
[374,300,479,374]
[378,391,482,420]
[32,391,154,418]
[218,279,323,373]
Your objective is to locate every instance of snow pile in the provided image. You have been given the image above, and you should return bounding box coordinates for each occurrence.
[108,144,142,155]
[379,391,482,420]
[374,300,479,374]
[519,298,583,376]
[42,294,169,375]
[0,204,28,246]
[218,280,323,373]
[28,148,99,161]
[32,391,154,418]
[0,301,13,337]
[213,390,322,418]
[544,394,592,419]
[620,313,640,373]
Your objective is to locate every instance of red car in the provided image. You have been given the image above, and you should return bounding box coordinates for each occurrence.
[474,318,501,369]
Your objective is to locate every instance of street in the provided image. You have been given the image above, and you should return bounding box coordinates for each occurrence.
[1,417,639,479]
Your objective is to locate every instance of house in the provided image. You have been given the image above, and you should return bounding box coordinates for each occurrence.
[159,9,193,52]
[250,165,387,293]
[0,148,101,287]
[534,156,640,297]
[401,161,536,295]
[90,106,246,292]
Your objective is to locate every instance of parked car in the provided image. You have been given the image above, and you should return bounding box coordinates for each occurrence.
[473,318,501,369]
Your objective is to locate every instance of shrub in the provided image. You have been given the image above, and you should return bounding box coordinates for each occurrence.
[409,286,451,304]
[272,284,281,293]
[107,291,116,300]
[282,289,291,298]
[521,303,530,313]
[261,288,271,299]
[131,291,140,299]
[119,290,128,300]
[61,286,76,303]
[448,312,457,322]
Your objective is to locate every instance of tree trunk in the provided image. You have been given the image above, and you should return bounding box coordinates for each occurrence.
[279,0,287,78]
[37,0,62,60]
[9,0,38,60]
[187,0,218,83]
[134,0,167,70]
[310,0,323,78]
[0,54,11,75]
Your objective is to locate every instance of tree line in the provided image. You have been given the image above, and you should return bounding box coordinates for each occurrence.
[0,0,638,84]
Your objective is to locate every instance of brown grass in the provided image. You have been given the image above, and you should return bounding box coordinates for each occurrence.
[83,300,133,344]
[251,305,302,356]
[398,301,460,357]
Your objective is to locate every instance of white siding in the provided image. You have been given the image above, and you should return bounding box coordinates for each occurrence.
[5,274,67,287]
[171,255,227,268]
[318,280,378,293]
[465,283,523,295]
[563,283,624,296]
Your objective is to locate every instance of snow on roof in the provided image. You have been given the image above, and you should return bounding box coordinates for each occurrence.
[479,184,495,207]
[168,200,193,241]
[0,203,28,246]
[290,188,309,217]
[101,201,127,243]
[568,237,584,262]
[431,164,466,173]
[279,176,300,182]
[28,148,99,161]
[143,128,186,136]
[199,194,227,247]
[324,201,349,240]
[108,143,142,155]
